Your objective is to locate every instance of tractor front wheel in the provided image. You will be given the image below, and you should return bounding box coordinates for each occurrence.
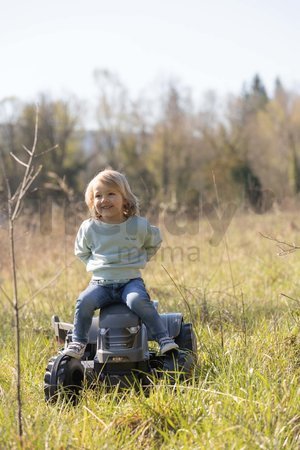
[44,354,84,404]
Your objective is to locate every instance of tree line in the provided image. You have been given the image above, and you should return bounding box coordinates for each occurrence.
[1,71,300,216]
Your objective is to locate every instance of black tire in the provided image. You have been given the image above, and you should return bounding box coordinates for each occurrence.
[161,350,190,383]
[44,354,84,404]
[175,323,197,354]
[174,323,197,377]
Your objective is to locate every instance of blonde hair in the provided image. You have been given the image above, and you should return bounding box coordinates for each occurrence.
[85,169,140,219]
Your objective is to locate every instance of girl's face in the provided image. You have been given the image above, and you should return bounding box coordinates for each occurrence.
[93,181,126,223]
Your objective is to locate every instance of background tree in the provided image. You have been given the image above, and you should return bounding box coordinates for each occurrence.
[148,83,196,209]
[224,74,270,211]
[0,98,24,193]
[93,69,130,169]
[2,72,300,216]
[19,94,84,191]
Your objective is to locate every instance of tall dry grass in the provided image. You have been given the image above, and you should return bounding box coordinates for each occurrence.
[0,207,299,449]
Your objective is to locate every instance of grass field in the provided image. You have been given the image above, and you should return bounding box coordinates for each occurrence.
[0,208,299,449]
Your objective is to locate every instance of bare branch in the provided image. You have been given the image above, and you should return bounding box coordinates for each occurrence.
[45,171,74,200]
[259,232,300,256]
[22,165,43,193]
[10,152,29,168]
[11,107,41,221]
[10,183,22,203]
[35,144,59,158]
[13,166,43,221]
[22,145,32,156]
[0,285,14,308]
[280,292,300,305]
[1,104,58,442]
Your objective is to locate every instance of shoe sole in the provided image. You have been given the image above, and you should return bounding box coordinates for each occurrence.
[160,343,179,354]
[61,350,84,359]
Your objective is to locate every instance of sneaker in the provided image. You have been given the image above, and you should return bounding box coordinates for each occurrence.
[62,342,86,359]
[159,337,179,354]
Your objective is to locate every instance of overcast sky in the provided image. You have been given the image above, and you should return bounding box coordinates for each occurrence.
[1,0,300,103]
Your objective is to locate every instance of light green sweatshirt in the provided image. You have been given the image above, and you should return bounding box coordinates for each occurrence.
[74,216,162,281]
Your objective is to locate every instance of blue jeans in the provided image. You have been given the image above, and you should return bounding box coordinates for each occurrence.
[72,277,168,344]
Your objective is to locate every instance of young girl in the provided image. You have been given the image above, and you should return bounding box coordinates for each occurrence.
[63,169,178,359]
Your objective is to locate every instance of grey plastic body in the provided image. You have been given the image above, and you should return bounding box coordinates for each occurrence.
[52,301,183,358]
[96,303,149,363]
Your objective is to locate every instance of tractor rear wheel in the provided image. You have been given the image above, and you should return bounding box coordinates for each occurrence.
[175,322,197,354]
[174,322,197,376]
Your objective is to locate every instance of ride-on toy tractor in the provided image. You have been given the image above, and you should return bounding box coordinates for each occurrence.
[44,300,197,403]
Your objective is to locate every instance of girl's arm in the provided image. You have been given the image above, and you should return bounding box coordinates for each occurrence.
[74,223,92,265]
[144,222,162,261]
